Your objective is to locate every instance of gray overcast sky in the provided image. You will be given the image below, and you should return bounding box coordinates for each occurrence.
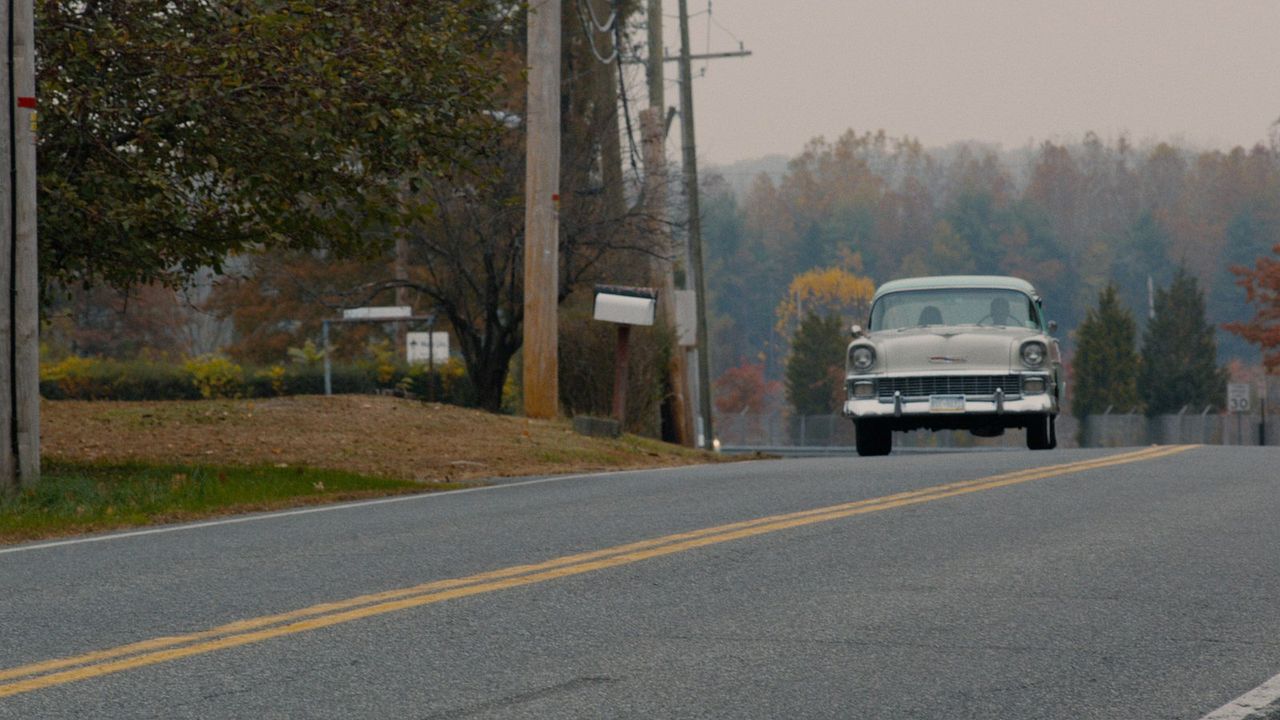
[658,1,1280,165]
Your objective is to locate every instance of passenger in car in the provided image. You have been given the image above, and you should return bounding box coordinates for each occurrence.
[917,306,943,325]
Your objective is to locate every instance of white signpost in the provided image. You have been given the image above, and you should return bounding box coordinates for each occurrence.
[342,306,412,321]
[407,332,450,367]
[1228,383,1251,413]
[1228,382,1252,446]
[322,308,436,395]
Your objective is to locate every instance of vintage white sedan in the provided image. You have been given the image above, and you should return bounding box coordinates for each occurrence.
[842,276,1062,456]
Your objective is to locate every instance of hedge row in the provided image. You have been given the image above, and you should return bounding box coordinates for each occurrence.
[39,356,475,405]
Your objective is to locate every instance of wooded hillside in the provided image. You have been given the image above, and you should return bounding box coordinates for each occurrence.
[702,131,1280,377]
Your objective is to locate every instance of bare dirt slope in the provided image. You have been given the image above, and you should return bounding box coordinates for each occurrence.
[42,395,723,483]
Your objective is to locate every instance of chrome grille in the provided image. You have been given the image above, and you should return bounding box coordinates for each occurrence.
[877,375,1022,400]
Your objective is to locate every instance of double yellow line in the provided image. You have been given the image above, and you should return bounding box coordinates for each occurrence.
[0,445,1195,699]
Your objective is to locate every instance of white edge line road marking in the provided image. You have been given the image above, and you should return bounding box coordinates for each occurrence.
[0,464,703,556]
[0,447,1180,557]
[1201,671,1280,720]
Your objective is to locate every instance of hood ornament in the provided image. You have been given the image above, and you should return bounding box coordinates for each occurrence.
[929,356,967,364]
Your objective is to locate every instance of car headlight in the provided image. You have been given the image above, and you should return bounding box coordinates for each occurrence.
[850,345,875,371]
[1020,341,1046,368]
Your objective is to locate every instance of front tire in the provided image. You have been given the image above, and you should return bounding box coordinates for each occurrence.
[1026,413,1057,450]
[855,420,892,456]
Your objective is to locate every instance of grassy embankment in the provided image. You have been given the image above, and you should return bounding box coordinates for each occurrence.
[0,395,725,543]
[0,460,455,543]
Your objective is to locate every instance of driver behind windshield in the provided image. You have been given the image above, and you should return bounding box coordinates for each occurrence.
[989,296,1012,326]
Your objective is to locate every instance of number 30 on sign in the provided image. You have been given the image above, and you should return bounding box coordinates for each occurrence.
[1227,383,1251,413]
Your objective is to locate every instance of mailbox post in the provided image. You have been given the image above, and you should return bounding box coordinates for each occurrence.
[593,286,657,424]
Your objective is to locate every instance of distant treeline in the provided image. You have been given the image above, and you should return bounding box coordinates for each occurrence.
[701,131,1279,375]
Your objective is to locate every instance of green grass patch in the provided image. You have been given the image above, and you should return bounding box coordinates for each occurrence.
[0,459,475,544]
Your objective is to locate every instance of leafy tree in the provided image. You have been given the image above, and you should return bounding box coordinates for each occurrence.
[207,4,660,413]
[784,312,847,416]
[1111,212,1174,325]
[943,189,1003,272]
[901,221,975,277]
[1226,242,1280,371]
[207,251,393,365]
[1071,286,1141,417]
[1139,268,1228,414]
[714,362,780,416]
[43,281,227,361]
[37,0,509,290]
[773,267,875,343]
[1211,208,1277,361]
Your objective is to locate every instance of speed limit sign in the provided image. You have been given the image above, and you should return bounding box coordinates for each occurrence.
[1227,383,1251,413]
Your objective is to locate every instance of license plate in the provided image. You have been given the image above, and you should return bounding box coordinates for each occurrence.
[929,395,965,413]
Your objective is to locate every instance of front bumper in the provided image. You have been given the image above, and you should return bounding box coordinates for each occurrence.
[841,372,1057,421]
[842,392,1055,419]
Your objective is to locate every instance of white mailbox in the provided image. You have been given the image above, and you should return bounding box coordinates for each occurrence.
[593,286,656,326]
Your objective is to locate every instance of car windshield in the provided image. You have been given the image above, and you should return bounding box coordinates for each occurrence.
[869,288,1040,331]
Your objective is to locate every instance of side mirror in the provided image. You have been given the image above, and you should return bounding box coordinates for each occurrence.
[1047,320,1058,334]
[850,324,864,338]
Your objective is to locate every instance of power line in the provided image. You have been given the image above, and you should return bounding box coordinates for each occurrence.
[581,0,615,32]
[612,2,641,177]
[707,3,742,44]
[703,0,710,75]
[575,0,617,64]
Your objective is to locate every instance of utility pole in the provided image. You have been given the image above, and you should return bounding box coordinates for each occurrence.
[1,0,38,492]
[676,0,714,448]
[645,0,664,114]
[642,0,693,446]
[644,1,748,448]
[523,0,561,419]
[0,0,12,492]
[640,107,690,445]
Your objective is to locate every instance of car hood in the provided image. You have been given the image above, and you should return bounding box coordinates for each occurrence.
[869,326,1034,373]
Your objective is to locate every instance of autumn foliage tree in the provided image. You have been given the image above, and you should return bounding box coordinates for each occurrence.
[714,363,780,416]
[1226,243,1280,371]
[773,267,876,342]
[703,132,1280,384]
[207,253,394,365]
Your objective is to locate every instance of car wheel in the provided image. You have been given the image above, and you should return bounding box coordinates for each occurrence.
[1026,413,1054,450]
[856,420,892,457]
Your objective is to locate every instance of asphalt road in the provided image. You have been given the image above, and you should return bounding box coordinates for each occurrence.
[2,445,1278,719]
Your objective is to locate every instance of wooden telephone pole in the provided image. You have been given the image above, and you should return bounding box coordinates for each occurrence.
[523,0,561,419]
[644,0,748,448]
[675,0,713,448]
[672,0,748,448]
[1,0,38,492]
[642,0,692,446]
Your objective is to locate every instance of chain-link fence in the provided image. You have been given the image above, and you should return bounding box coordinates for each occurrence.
[1081,409,1276,447]
[715,412,1073,449]
[715,381,1279,450]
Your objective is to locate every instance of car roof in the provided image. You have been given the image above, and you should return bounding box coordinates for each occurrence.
[872,275,1038,302]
